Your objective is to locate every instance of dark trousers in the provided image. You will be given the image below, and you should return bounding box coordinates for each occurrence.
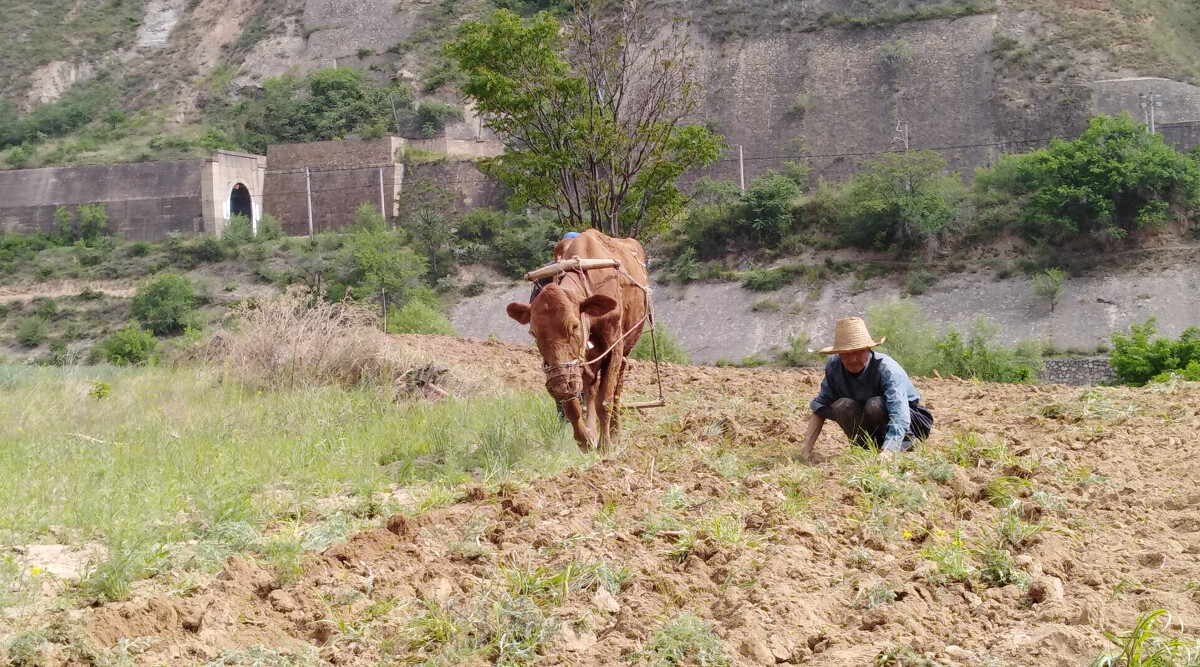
[827,396,933,451]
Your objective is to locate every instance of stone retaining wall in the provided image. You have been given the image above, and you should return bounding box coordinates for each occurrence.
[1039,357,1115,386]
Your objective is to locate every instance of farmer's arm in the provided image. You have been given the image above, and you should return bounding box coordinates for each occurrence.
[879,360,913,455]
[801,413,825,461]
[803,360,837,460]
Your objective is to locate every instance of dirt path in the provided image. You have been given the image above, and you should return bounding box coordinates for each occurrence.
[39,336,1200,665]
[0,280,137,303]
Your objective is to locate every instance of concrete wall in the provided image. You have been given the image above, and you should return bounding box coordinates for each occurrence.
[408,161,501,211]
[0,160,206,241]
[1159,121,1200,155]
[201,150,268,238]
[264,137,404,235]
[1091,77,1200,127]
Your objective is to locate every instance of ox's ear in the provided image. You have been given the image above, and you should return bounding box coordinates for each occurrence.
[579,294,617,318]
[506,302,532,325]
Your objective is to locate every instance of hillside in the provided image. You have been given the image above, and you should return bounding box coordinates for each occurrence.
[5,334,1200,665]
[1,0,1199,177]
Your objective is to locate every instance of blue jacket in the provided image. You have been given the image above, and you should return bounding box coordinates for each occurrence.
[810,350,921,453]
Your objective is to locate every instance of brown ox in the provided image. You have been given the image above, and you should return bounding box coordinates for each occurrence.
[506,229,649,451]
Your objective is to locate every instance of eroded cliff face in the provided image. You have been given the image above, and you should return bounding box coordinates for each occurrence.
[14,0,1200,173]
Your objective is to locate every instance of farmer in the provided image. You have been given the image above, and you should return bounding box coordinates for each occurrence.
[529,231,581,302]
[801,317,933,461]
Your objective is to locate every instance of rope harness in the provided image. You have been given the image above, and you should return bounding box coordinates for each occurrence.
[528,255,666,409]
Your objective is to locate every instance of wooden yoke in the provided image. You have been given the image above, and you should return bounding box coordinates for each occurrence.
[524,258,621,282]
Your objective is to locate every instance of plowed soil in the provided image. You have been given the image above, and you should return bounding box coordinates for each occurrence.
[75,336,1200,665]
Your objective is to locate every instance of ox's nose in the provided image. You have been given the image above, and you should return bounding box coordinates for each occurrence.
[544,365,583,401]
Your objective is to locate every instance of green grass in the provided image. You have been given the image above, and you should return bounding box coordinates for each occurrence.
[639,612,731,667]
[1091,609,1200,667]
[0,365,583,606]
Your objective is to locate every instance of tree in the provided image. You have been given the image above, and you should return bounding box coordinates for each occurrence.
[447,2,724,238]
[835,150,962,249]
[990,113,1200,244]
[1032,267,1064,313]
[396,178,458,277]
[131,272,196,334]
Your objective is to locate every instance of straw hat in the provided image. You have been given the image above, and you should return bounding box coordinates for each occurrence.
[819,317,886,355]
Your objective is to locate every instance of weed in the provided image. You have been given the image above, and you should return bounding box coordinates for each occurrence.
[660,485,689,511]
[570,558,634,596]
[949,431,1013,467]
[1091,609,1200,667]
[876,645,946,666]
[751,297,781,312]
[703,451,744,478]
[697,513,763,550]
[920,529,974,584]
[639,612,731,667]
[982,476,1033,508]
[994,510,1046,551]
[854,580,897,609]
[973,540,1030,589]
[848,546,873,571]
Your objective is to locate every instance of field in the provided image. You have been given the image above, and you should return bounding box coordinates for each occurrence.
[2,333,1200,666]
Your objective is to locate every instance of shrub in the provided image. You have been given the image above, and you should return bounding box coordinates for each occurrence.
[978,114,1200,244]
[834,150,962,249]
[867,299,1042,382]
[778,331,821,366]
[97,324,158,365]
[201,290,441,391]
[1109,318,1200,385]
[414,100,464,137]
[457,209,504,244]
[1032,267,1065,312]
[128,241,151,257]
[339,227,427,302]
[31,298,57,319]
[631,322,689,364]
[493,212,560,279]
[742,268,785,292]
[258,214,285,241]
[386,299,457,336]
[741,170,802,247]
[131,272,196,334]
[223,214,255,244]
[16,317,48,347]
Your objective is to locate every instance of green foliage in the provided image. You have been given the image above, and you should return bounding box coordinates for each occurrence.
[397,177,458,277]
[31,298,57,319]
[97,324,158,366]
[631,323,690,364]
[741,170,803,246]
[639,612,731,667]
[339,227,427,303]
[457,209,504,244]
[834,150,962,249]
[414,100,464,138]
[211,67,416,153]
[866,299,1042,382]
[16,317,48,347]
[1091,609,1200,667]
[223,214,255,245]
[778,331,821,366]
[0,82,119,151]
[257,214,285,241]
[1032,267,1065,312]
[386,297,457,336]
[351,203,387,234]
[131,272,196,334]
[52,203,110,246]
[1109,318,1200,385]
[448,8,723,238]
[493,212,561,278]
[977,114,1200,244]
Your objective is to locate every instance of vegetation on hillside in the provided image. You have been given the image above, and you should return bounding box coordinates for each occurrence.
[448,5,723,237]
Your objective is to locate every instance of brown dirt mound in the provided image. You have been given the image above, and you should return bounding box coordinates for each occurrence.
[60,336,1200,665]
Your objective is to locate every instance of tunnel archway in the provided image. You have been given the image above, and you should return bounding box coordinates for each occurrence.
[230,183,253,219]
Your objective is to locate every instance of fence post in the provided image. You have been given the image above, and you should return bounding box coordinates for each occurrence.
[305,166,315,240]
[380,288,387,333]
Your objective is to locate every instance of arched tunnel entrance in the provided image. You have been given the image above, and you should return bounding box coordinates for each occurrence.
[230,183,252,219]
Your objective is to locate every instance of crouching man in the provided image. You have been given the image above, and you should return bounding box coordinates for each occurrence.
[802,317,933,461]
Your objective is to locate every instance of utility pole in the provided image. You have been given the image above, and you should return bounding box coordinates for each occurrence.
[305,166,315,239]
[893,120,910,152]
[738,144,745,193]
[378,167,387,220]
[1139,92,1163,134]
[388,93,403,135]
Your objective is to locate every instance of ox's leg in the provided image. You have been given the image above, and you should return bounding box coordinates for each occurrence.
[583,363,602,450]
[560,397,593,452]
[595,356,621,453]
[609,356,628,444]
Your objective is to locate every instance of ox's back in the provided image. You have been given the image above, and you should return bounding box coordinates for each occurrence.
[559,230,647,328]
